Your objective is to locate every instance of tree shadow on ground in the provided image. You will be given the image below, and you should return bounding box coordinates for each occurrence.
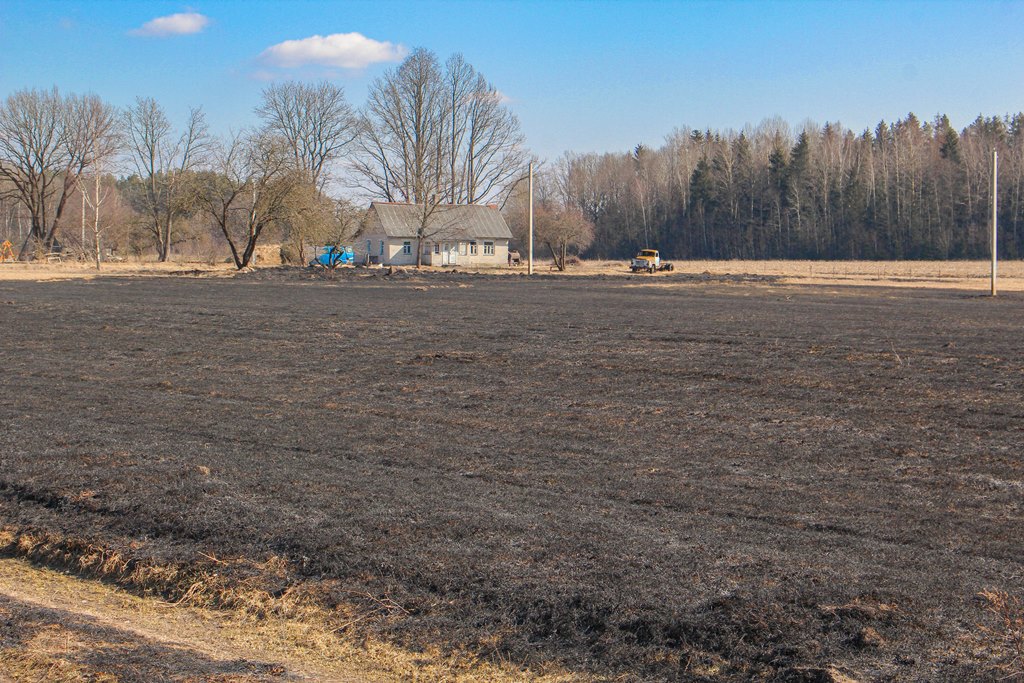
[0,593,291,682]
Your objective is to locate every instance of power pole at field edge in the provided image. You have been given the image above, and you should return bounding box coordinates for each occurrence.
[528,161,534,276]
[991,149,998,297]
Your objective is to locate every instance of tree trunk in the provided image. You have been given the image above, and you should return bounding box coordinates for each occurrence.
[161,217,172,262]
[546,241,564,271]
[16,229,33,261]
[93,176,102,270]
[240,240,256,269]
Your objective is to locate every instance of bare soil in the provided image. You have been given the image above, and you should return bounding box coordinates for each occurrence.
[1,270,1022,681]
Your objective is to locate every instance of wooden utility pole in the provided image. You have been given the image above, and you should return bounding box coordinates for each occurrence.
[991,149,998,297]
[528,161,534,275]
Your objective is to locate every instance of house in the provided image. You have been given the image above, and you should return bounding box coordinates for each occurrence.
[355,202,513,267]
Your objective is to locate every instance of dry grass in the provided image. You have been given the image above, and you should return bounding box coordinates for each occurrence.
[0,529,585,683]
[0,260,235,281]
[6,257,1022,292]
[559,259,1024,290]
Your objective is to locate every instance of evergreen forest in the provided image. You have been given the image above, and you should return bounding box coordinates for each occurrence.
[559,114,1023,260]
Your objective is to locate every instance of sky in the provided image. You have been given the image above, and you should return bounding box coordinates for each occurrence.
[1,0,1023,162]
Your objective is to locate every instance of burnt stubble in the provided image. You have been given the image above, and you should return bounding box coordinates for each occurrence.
[1,272,1021,680]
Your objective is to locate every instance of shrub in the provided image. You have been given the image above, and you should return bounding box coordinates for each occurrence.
[279,244,300,265]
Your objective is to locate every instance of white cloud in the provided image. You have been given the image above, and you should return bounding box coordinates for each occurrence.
[259,32,407,70]
[130,12,209,37]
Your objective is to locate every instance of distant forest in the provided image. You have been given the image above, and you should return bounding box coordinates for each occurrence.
[559,113,1024,260]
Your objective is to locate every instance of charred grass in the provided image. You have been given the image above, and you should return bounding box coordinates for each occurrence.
[1,272,1023,680]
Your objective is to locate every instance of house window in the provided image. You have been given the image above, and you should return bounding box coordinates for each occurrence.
[366,240,371,255]
[433,243,440,254]
[459,241,467,256]
[379,240,385,255]
[423,242,431,255]
[483,241,495,255]
[469,240,478,255]
[403,241,412,255]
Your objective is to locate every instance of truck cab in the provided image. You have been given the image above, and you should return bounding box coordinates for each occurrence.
[631,249,660,273]
[311,245,354,268]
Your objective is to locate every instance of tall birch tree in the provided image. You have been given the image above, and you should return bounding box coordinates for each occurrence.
[123,97,209,261]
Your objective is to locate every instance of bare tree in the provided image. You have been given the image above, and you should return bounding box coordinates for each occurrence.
[632,144,654,248]
[355,48,448,204]
[354,48,452,266]
[255,80,357,192]
[193,132,305,269]
[78,115,123,270]
[505,162,594,270]
[78,171,114,270]
[444,53,476,203]
[281,193,364,264]
[0,87,119,258]
[123,97,209,261]
[354,48,527,265]
[440,54,527,204]
[457,73,527,204]
[538,203,594,270]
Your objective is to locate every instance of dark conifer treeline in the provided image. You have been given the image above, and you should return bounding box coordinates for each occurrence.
[561,114,1024,260]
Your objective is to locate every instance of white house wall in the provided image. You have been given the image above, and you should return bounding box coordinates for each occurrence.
[385,238,419,266]
[353,234,382,265]
[354,233,511,268]
[423,239,509,268]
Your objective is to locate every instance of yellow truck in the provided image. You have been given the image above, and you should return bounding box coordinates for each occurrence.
[630,249,674,273]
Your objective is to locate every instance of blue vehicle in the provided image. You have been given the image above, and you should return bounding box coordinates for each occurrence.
[311,245,355,268]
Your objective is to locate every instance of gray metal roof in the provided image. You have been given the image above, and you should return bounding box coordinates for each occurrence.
[366,202,513,240]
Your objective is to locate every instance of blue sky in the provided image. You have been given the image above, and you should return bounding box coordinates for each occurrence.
[1,0,1022,162]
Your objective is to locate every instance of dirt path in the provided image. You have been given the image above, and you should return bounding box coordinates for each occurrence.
[0,557,377,682]
[0,556,571,682]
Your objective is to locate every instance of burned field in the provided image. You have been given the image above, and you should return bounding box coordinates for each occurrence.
[1,272,1022,681]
